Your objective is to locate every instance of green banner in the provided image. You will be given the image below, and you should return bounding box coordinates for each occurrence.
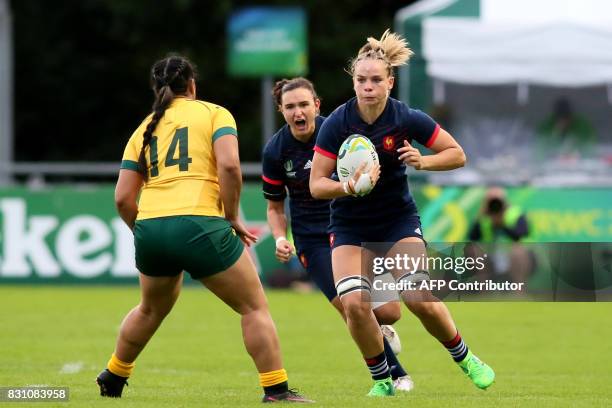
[0,187,133,283]
[415,185,612,242]
[1,185,611,283]
[228,7,307,77]
[0,185,281,283]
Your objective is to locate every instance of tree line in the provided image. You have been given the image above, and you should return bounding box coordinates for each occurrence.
[13,0,414,162]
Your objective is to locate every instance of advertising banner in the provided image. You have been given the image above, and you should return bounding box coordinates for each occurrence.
[1,185,611,283]
[228,7,307,77]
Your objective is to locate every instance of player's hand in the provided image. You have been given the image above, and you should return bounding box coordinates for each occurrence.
[348,162,381,196]
[228,218,258,247]
[398,140,424,170]
[275,237,295,263]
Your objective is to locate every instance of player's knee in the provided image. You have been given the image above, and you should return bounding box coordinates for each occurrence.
[139,302,172,320]
[374,303,401,325]
[335,275,371,321]
[341,296,372,321]
[233,296,270,316]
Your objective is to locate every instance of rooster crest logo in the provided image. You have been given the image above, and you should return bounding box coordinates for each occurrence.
[383,136,395,151]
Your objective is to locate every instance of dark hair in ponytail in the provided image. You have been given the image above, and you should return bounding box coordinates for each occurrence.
[271,77,319,109]
[138,55,197,179]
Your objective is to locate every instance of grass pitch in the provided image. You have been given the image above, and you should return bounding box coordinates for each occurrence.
[1,286,611,407]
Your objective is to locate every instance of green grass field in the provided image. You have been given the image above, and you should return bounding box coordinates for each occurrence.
[1,286,611,407]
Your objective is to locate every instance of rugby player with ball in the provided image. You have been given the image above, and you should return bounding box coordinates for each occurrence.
[310,29,495,397]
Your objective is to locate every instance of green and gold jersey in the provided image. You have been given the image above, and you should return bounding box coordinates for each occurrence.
[121,97,237,220]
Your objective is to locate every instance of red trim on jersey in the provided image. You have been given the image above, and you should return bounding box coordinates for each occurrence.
[425,124,441,148]
[329,233,336,248]
[314,145,337,160]
[262,175,283,186]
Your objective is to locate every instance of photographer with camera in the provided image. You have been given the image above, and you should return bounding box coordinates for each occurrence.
[468,187,532,288]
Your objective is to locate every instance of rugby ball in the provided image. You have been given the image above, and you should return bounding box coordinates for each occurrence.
[336,134,379,182]
[381,325,402,355]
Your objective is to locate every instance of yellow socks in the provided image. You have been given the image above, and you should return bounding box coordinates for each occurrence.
[107,353,135,378]
[260,368,289,395]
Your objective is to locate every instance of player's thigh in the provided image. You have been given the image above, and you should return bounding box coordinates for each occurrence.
[199,248,268,315]
[138,272,183,315]
[388,236,437,302]
[386,236,428,279]
[331,244,372,282]
[332,245,374,306]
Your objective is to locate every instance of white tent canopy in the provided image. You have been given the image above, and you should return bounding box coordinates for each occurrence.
[395,0,612,185]
[425,19,612,86]
[402,0,612,87]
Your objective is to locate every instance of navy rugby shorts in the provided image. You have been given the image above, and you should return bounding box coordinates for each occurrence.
[296,244,337,301]
[330,214,424,249]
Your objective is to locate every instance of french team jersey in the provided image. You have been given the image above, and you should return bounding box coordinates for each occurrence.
[262,116,330,247]
[314,97,440,231]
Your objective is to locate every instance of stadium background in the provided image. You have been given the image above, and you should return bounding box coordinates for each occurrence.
[1,0,611,406]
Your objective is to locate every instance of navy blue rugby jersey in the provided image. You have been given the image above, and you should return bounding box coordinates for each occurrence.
[314,97,440,230]
[262,116,330,245]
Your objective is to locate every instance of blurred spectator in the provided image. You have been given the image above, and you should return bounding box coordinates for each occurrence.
[536,97,595,159]
[468,187,533,287]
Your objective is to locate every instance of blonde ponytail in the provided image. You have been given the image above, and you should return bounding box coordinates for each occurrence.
[348,29,413,76]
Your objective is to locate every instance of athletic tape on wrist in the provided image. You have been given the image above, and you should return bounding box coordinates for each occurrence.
[342,181,350,195]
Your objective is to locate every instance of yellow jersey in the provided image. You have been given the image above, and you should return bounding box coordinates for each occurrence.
[121,97,237,220]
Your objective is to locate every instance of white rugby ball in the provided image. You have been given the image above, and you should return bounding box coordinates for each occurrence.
[381,325,402,355]
[336,134,379,182]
